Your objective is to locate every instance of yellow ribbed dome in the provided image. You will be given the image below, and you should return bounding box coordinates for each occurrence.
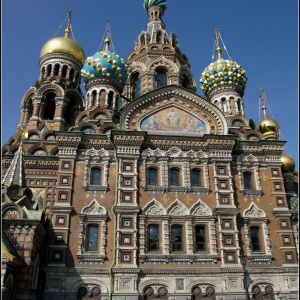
[40,36,85,64]
[281,154,295,173]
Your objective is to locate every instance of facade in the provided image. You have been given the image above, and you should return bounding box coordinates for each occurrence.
[1,1,298,300]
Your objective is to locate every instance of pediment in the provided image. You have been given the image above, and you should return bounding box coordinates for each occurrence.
[120,85,228,135]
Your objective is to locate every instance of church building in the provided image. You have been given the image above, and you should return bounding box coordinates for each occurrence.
[1,1,298,299]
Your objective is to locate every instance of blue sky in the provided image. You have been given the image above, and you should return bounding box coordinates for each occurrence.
[2,0,298,169]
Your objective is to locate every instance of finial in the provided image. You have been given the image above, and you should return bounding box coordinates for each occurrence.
[64,9,72,38]
[104,20,111,50]
[259,88,267,118]
[215,28,222,60]
[19,130,28,150]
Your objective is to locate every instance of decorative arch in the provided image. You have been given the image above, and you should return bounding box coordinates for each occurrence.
[243,202,266,218]
[70,278,108,294]
[142,198,166,215]
[189,200,212,216]
[139,279,174,294]
[121,85,228,135]
[36,82,64,97]
[149,56,177,74]
[20,87,37,108]
[166,199,188,216]
[81,198,107,215]
[28,144,49,156]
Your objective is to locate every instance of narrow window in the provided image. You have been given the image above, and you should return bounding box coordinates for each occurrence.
[156,70,167,89]
[170,168,179,186]
[222,99,227,112]
[108,91,114,107]
[195,226,206,251]
[91,168,101,185]
[54,64,60,76]
[92,90,97,106]
[148,168,158,185]
[148,225,159,251]
[172,225,182,251]
[237,99,241,112]
[86,225,98,251]
[62,65,68,78]
[192,169,201,187]
[132,74,141,99]
[243,172,252,189]
[250,227,260,252]
[47,65,52,76]
[156,31,162,43]
[69,68,75,81]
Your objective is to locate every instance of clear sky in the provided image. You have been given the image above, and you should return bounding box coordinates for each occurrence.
[2,0,299,169]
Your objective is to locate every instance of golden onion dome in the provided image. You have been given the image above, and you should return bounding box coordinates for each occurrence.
[256,99,280,139]
[40,12,85,64]
[257,116,280,137]
[40,36,85,64]
[281,154,295,173]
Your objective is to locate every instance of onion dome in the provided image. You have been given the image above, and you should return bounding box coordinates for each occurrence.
[200,29,247,97]
[81,38,127,85]
[256,93,280,139]
[40,12,85,64]
[200,59,247,96]
[281,154,295,173]
[144,0,167,13]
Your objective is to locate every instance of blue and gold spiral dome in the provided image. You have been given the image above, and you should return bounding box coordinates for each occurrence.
[81,38,127,85]
[200,58,247,96]
[144,0,167,13]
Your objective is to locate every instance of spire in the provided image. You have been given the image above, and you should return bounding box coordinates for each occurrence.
[2,130,28,188]
[64,9,72,38]
[259,88,267,119]
[104,21,111,51]
[215,28,222,60]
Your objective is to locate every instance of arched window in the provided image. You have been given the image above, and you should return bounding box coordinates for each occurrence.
[132,74,141,99]
[170,168,179,186]
[148,168,158,185]
[182,75,190,89]
[156,31,162,43]
[54,64,60,76]
[148,225,159,251]
[222,98,227,112]
[192,169,201,187]
[243,172,252,189]
[237,99,241,112]
[92,90,97,106]
[91,168,101,185]
[250,226,260,252]
[107,91,114,107]
[43,92,56,120]
[172,225,182,251]
[46,64,52,76]
[62,65,68,78]
[195,225,206,251]
[155,70,167,89]
[86,225,98,251]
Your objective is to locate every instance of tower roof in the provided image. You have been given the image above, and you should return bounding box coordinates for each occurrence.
[2,137,27,188]
[40,10,85,64]
[200,29,247,97]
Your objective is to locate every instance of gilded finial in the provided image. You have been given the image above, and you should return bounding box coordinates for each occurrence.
[104,36,111,50]
[259,88,267,118]
[64,9,72,38]
[215,28,222,60]
[19,130,28,149]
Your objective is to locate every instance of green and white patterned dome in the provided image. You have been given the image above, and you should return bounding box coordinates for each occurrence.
[200,58,247,96]
[144,0,167,13]
[81,38,127,85]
